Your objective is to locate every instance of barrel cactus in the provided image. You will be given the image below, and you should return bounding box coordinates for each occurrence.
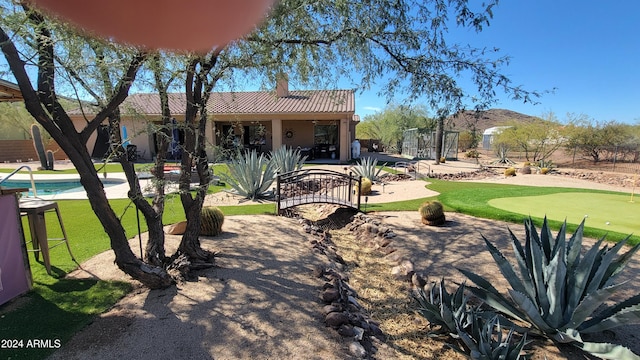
[419,200,446,226]
[540,167,550,175]
[356,177,372,195]
[200,206,224,236]
[504,167,516,177]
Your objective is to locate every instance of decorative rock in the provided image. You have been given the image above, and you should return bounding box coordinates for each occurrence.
[325,312,349,328]
[353,326,365,341]
[323,304,341,315]
[322,288,340,303]
[166,220,187,235]
[348,341,367,358]
[337,324,356,337]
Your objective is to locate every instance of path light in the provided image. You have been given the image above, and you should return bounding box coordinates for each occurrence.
[382,183,386,193]
[364,196,369,213]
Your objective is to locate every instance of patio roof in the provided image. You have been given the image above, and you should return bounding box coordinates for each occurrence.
[0,79,23,102]
[119,90,355,116]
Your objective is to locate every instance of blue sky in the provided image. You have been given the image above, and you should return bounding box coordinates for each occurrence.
[355,1,640,124]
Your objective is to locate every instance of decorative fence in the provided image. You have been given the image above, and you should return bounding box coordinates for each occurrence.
[276,169,362,214]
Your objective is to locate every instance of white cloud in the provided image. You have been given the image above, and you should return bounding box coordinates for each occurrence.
[362,106,382,112]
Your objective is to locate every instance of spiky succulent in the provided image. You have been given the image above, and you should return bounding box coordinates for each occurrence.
[200,207,224,236]
[419,200,446,226]
[414,279,474,337]
[219,150,276,200]
[269,146,307,174]
[351,157,387,182]
[460,217,640,359]
[450,314,531,360]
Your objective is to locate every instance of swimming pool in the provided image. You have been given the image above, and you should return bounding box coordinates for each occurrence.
[0,178,125,196]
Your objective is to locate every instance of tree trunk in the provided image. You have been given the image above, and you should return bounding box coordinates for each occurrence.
[434,115,444,164]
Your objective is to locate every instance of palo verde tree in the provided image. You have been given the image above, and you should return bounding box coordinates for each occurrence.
[0,3,173,288]
[494,113,566,163]
[356,104,435,153]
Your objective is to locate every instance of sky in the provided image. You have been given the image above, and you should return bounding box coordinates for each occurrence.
[354,1,640,124]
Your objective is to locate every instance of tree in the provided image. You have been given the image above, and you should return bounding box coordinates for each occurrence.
[564,117,634,163]
[494,113,566,162]
[0,4,173,288]
[356,104,434,152]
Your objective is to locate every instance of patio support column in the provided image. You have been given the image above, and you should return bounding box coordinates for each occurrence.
[272,119,283,150]
[339,117,349,162]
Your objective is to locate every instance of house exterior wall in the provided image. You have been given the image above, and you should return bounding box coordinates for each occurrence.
[68,109,356,162]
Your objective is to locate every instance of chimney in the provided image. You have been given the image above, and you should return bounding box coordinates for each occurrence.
[276,74,289,98]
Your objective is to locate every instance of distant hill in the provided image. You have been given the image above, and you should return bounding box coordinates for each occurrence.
[445,109,540,133]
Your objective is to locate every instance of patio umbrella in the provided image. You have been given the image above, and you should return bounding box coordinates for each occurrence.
[121,125,129,148]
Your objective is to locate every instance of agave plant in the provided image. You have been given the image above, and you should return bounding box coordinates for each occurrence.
[351,157,387,182]
[219,150,276,200]
[460,217,640,359]
[414,279,474,337]
[450,314,530,360]
[269,146,307,174]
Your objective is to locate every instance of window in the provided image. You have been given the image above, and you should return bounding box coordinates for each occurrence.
[314,124,338,145]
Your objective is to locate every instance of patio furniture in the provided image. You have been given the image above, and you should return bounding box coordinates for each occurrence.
[19,198,76,275]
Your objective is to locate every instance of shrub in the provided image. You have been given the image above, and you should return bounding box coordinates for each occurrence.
[220,150,276,200]
[465,150,480,159]
[200,207,224,236]
[519,166,532,175]
[504,167,516,177]
[460,217,640,359]
[269,146,307,174]
[352,157,386,182]
[419,200,446,226]
[356,177,372,195]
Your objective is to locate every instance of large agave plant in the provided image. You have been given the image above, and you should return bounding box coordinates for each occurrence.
[351,157,387,182]
[219,150,276,200]
[269,146,307,174]
[460,217,640,359]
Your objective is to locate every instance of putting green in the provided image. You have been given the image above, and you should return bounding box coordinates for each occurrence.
[489,193,639,236]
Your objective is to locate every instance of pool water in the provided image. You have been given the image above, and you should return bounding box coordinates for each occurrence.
[0,179,122,196]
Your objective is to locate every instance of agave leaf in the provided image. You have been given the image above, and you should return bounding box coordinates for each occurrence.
[482,236,532,301]
[580,304,640,333]
[565,219,585,272]
[568,282,627,330]
[539,217,554,261]
[579,341,640,360]
[550,328,583,343]
[509,228,536,300]
[585,238,631,296]
[566,236,606,313]
[508,290,556,334]
[580,293,640,332]
[545,240,567,329]
[524,226,551,315]
[603,240,640,287]
[462,281,526,323]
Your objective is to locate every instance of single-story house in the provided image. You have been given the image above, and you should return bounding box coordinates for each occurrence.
[74,78,360,163]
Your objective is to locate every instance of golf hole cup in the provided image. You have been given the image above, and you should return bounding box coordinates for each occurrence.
[28,0,276,52]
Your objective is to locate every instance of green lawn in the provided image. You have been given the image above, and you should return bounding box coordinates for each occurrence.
[489,193,639,236]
